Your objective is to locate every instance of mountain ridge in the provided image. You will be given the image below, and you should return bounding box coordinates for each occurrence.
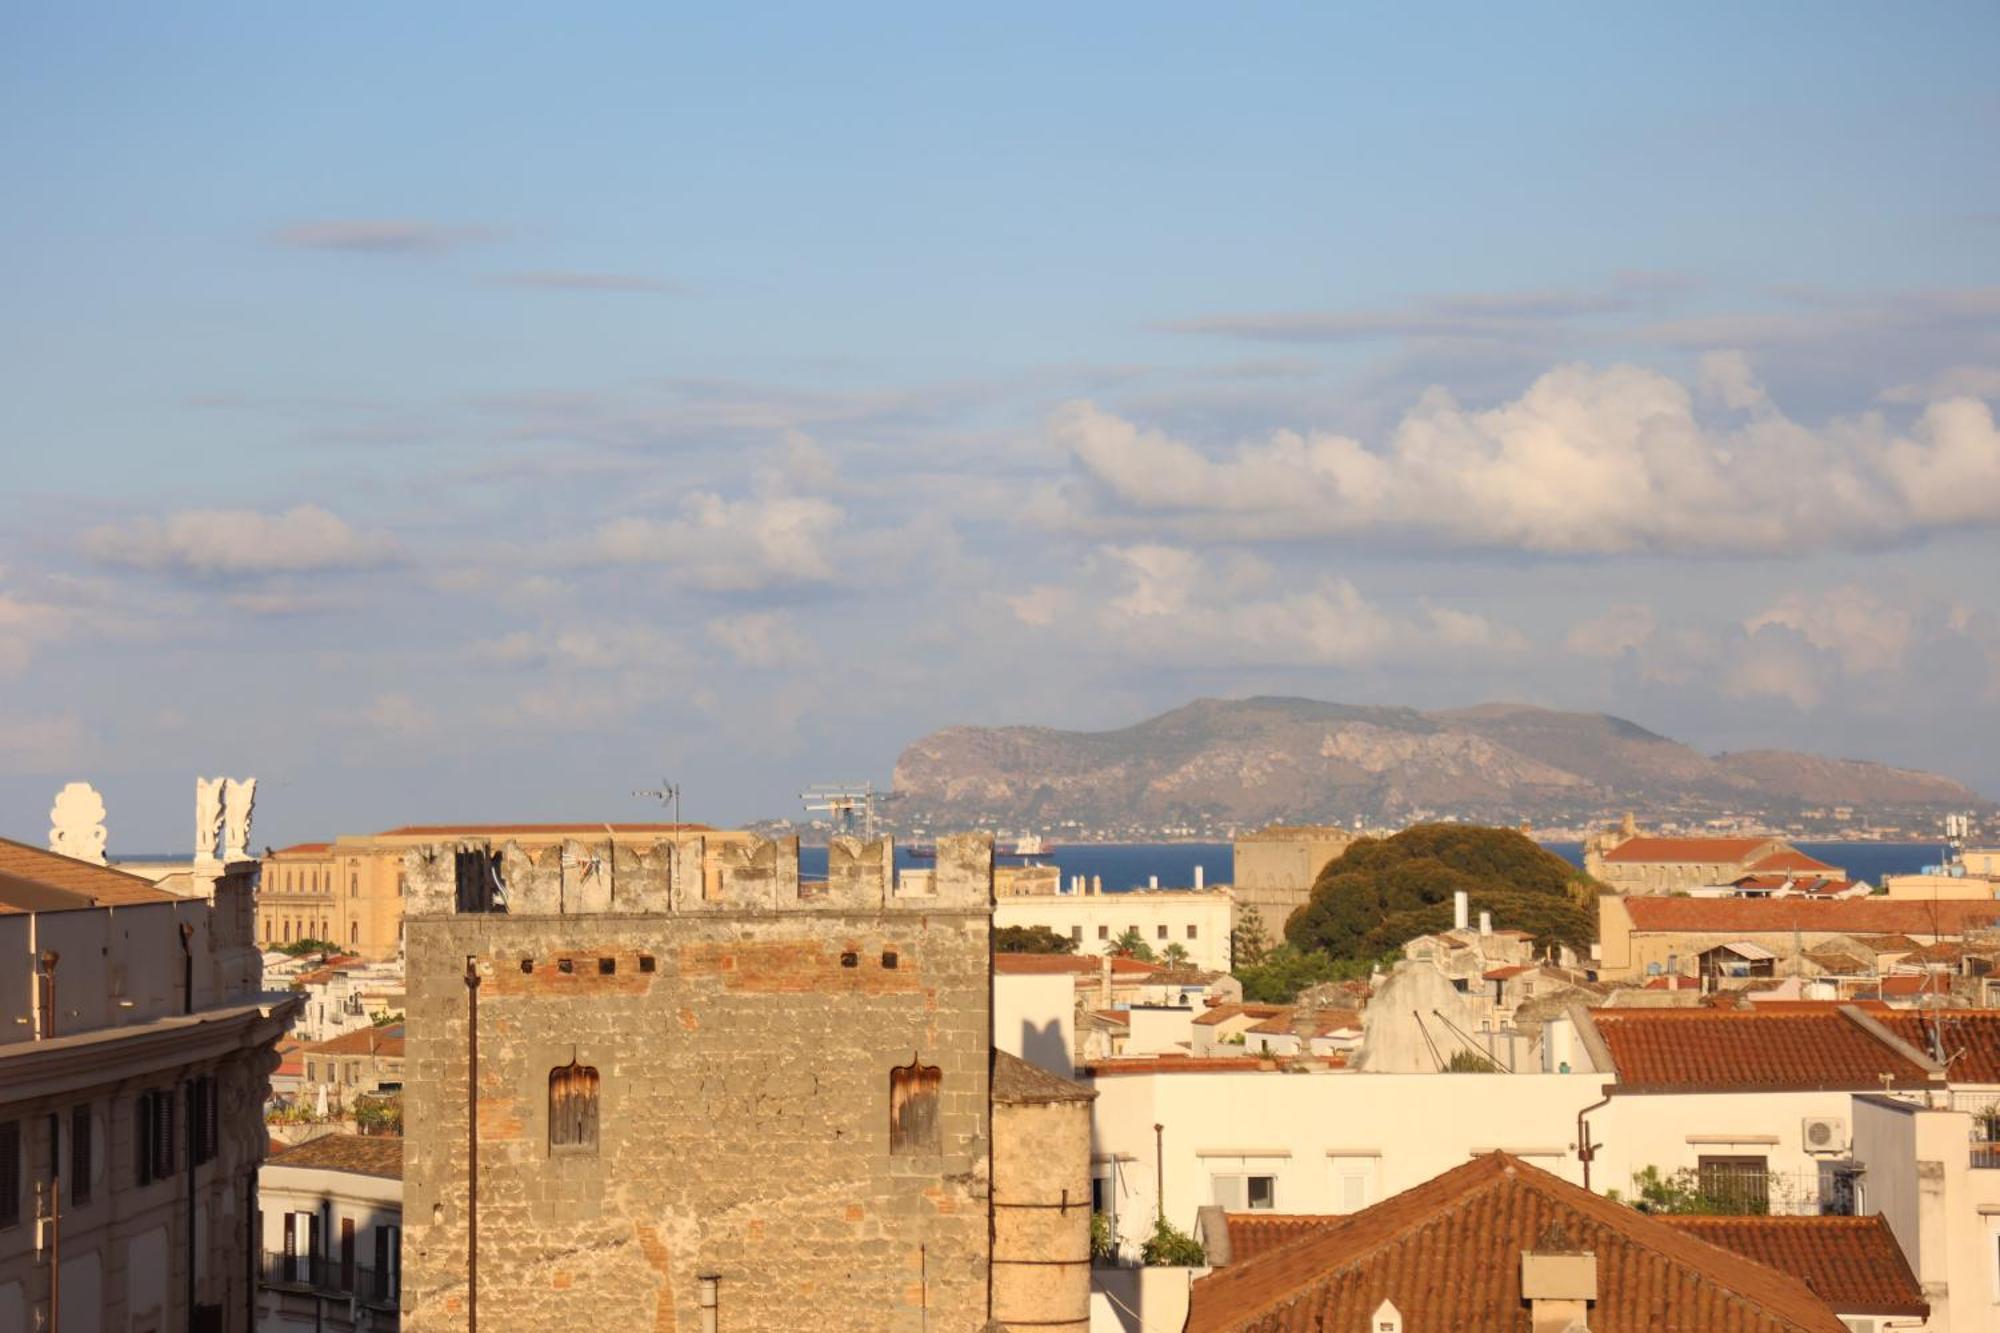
[891,696,1987,828]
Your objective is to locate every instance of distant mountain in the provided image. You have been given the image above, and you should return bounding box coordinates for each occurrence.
[891,697,1987,829]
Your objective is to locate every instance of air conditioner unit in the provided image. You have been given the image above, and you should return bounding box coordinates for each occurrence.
[1803,1115,1848,1154]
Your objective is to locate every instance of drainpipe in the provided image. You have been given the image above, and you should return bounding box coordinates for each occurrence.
[188,1077,198,1325]
[46,1110,61,1333]
[464,955,481,1333]
[1575,1088,1613,1192]
[179,921,195,1015]
[698,1273,719,1333]
[1154,1124,1166,1223]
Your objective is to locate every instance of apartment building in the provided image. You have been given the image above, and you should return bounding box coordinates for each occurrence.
[256,1134,402,1332]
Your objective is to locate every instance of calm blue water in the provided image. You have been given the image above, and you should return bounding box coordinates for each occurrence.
[1542,841,1947,883]
[801,839,1948,889]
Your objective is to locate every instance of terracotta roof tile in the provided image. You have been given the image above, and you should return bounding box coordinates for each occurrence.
[1876,1010,2000,1082]
[1877,973,1955,997]
[0,836,180,912]
[1602,836,1773,864]
[302,1024,405,1058]
[1587,1008,1935,1092]
[1221,1214,1344,1264]
[1193,1003,1289,1027]
[1745,850,1845,875]
[991,1049,1095,1105]
[1622,896,2000,937]
[1083,1055,1288,1076]
[271,842,332,856]
[1661,1215,1925,1316]
[267,1133,403,1180]
[1187,1153,1846,1332]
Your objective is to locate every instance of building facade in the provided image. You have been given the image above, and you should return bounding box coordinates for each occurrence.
[256,1134,402,1332]
[0,836,297,1333]
[993,888,1233,971]
[401,833,997,1331]
[1230,826,1354,937]
[1583,822,1846,896]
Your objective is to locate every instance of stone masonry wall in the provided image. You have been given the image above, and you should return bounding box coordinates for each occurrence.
[403,834,994,1332]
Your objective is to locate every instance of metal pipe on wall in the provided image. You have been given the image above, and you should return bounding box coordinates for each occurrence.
[698,1273,719,1333]
[465,955,481,1333]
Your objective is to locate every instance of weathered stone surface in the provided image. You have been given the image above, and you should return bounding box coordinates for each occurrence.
[404,833,995,1332]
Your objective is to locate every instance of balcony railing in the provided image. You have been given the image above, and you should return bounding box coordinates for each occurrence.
[259,1251,399,1309]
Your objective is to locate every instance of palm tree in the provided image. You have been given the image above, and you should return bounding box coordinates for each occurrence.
[1109,928,1155,962]
[1160,943,1191,969]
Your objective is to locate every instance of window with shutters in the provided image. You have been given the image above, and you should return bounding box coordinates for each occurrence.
[374,1223,402,1301]
[548,1061,600,1152]
[888,1057,941,1156]
[70,1105,91,1206]
[0,1120,18,1229]
[190,1076,218,1166]
[136,1089,176,1185]
[341,1217,356,1291]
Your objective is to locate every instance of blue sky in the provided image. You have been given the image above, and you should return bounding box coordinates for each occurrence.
[3,4,1999,849]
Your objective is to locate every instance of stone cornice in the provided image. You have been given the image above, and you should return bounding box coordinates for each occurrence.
[0,996,301,1103]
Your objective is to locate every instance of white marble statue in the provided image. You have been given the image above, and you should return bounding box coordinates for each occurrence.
[48,782,109,865]
[195,777,226,862]
[222,777,257,862]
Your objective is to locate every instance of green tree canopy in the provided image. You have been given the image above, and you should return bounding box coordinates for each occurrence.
[1285,824,1598,961]
[994,924,1077,955]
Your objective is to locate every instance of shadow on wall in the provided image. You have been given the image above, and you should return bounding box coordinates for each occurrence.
[1021,1017,1070,1075]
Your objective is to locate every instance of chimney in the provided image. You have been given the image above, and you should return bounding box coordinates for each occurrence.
[1520,1227,1596,1333]
[1148,874,1159,890]
[1194,864,1205,891]
[1453,891,1470,932]
[1091,875,1102,896]
[1479,911,1492,937]
[1098,953,1113,1008]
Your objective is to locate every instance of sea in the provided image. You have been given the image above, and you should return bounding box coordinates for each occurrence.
[800,839,1954,892]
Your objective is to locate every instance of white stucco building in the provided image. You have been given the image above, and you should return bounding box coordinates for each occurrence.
[256,1134,402,1331]
[994,888,1233,971]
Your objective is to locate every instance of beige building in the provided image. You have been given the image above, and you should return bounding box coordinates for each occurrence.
[1230,826,1354,936]
[1582,820,1845,895]
[0,835,298,1333]
[1598,894,2000,982]
[259,823,756,962]
[400,831,1091,1331]
[297,1024,405,1117]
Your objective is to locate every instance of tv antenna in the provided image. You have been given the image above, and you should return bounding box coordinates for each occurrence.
[801,783,898,839]
[634,780,683,837]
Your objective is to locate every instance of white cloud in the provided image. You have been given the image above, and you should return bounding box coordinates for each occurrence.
[470,624,687,674]
[577,492,840,590]
[1564,603,1657,659]
[1051,362,2000,555]
[361,693,434,733]
[1881,365,2000,404]
[708,611,809,668]
[83,505,398,576]
[1073,544,1521,669]
[0,589,71,673]
[1747,586,1913,676]
[1006,585,1074,627]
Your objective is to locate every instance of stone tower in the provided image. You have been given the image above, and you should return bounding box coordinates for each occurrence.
[400,832,995,1331]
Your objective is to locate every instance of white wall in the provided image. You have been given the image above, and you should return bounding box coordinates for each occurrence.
[1592,1091,1861,1210]
[994,892,1234,972]
[1087,1069,1607,1252]
[1124,1007,1197,1057]
[994,973,1076,1076]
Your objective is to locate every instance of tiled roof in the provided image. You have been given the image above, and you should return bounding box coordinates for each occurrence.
[1602,836,1773,864]
[374,822,714,837]
[303,1024,405,1057]
[0,836,180,913]
[1186,1153,1846,1333]
[267,1133,404,1180]
[1220,1214,1343,1264]
[1745,850,1844,875]
[991,1049,1096,1105]
[1877,973,1955,998]
[1801,948,1869,976]
[1245,1009,1362,1037]
[271,842,332,856]
[1621,896,2000,937]
[1483,965,1532,980]
[1877,1010,2000,1082]
[1194,1003,1290,1027]
[1661,1216,1926,1316]
[1586,1008,1936,1092]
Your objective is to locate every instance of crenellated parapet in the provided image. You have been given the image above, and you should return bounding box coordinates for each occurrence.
[402,831,993,917]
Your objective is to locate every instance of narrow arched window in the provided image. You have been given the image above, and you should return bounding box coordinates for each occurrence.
[889,1057,941,1155]
[549,1061,600,1152]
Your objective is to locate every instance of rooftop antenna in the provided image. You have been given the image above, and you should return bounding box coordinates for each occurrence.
[633,780,683,839]
[801,783,884,839]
